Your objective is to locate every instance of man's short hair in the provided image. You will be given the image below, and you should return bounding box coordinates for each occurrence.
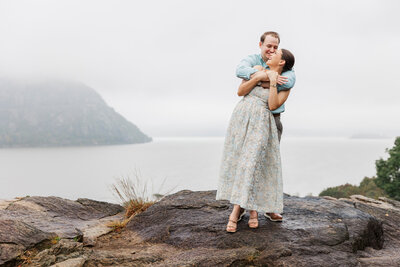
[260,31,280,44]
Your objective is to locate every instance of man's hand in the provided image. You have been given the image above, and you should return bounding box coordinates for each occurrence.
[253,70,269,81]
[250,65,266,79]
[277,75,288,85]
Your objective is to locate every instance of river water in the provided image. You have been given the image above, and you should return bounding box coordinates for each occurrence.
[0,137,395,203]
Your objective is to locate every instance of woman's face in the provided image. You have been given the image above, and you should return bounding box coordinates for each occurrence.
[266,49,283,67]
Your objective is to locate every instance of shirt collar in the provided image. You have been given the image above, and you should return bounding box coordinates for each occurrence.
[258,54,269,68]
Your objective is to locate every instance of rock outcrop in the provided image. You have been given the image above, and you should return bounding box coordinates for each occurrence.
[0,196,123,266]
[0,78,152,147]
[1,191,400,266]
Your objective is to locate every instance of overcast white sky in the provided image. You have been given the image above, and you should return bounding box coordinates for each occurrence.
[0,0,399,137]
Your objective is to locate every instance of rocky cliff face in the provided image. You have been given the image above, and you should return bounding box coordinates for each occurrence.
[1,191,399,266]
[0,78,151,147]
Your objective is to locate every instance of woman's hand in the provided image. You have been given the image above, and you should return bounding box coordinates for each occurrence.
[266,70,279,83]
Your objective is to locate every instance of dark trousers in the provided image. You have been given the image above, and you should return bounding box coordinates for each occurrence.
[273,114,283,142]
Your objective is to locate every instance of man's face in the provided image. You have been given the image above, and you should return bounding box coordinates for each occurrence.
[259,35,279,61]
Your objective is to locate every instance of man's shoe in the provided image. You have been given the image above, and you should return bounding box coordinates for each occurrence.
[265,212,283,222]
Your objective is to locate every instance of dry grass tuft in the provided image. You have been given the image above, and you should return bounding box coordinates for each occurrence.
[109,169,174,230]
[107,218,131,233]
[17,249,37,266]
[50,236,60,245]
[124,198,155,218]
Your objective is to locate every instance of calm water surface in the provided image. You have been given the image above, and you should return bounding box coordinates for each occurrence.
[0,137,395,202]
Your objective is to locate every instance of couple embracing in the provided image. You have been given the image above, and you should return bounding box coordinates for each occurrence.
[216,31,296,233]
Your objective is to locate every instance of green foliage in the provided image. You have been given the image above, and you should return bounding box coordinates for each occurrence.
[375,137,400,200]
[319,177,386,199]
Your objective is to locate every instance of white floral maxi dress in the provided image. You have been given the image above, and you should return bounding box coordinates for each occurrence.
[216,86,283,213]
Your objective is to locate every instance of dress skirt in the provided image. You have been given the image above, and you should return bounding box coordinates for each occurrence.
[216,87,283,213]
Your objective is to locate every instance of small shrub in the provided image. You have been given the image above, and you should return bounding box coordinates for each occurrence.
[319,177,386,199]
[358,177,387,199]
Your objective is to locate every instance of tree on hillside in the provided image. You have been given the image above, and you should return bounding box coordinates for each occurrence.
[375,137,400,200]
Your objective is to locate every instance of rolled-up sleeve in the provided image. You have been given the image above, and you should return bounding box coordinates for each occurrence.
[236,55,258,80]
[279,69,296,91]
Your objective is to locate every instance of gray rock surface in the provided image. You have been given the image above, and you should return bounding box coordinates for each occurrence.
[87,190,400,266]
[120,190,385,266]
[349,195,400,266]
[1,191,400,267]
[0,219,52,266]
[0,196,123,266]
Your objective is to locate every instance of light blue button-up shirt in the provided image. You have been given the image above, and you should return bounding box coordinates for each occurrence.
[236,54,296,114]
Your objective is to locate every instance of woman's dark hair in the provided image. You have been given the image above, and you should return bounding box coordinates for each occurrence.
[281,49,295,72]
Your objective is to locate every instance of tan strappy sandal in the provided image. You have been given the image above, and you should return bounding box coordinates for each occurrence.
[226,218,238,233]
[248,212,259,228]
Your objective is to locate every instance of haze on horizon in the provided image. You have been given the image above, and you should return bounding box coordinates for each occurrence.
[0,0,399,138]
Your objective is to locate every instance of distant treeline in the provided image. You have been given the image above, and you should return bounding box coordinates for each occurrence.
[319,177,386,199]
[319,137,400,200]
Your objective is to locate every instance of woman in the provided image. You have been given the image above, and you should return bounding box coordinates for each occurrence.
[216,49,295,232]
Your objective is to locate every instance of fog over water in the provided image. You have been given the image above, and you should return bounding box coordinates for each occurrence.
[0,0,399,138]
[0,137,394,202]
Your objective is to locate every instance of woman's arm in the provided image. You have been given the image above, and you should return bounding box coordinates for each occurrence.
[237,71,268,96]
[267,71,281,110]
[271,90,291,110]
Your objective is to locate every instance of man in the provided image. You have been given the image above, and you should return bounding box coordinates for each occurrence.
[236,31,296,222]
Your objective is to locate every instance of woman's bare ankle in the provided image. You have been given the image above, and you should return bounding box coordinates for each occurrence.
[249,210,258,218]
[230,205,242,219]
